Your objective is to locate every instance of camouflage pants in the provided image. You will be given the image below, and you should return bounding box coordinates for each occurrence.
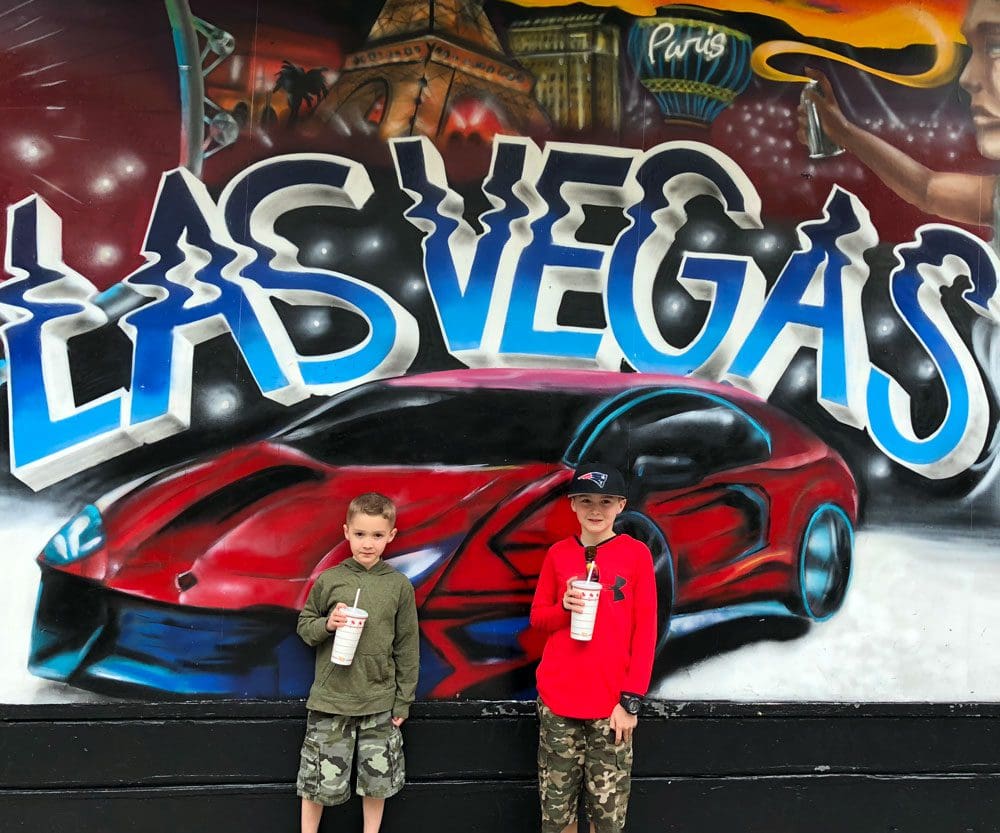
[537,699,633,833]
[296,710,404,806]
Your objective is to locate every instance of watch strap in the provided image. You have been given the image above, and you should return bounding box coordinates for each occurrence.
[620,692,643,714]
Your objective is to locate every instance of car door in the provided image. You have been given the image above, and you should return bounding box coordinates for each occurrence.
[565,388,773,611]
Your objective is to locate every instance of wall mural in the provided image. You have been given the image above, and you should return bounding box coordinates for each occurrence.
[2,0,999,704]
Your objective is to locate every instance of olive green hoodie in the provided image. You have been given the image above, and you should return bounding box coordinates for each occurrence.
[297,557,419,719]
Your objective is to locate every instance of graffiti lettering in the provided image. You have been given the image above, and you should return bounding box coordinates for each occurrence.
[728,186,874,429]
[391,137,537,361]
[647,22,727,63]
[121,168,295,444]
[395,137,1000,480]
[2,139,998,488]
[867,226,999,478]
[605,140,765,377]
[2,155,418,488]
[1,197,137,485]
[216,155,418,390]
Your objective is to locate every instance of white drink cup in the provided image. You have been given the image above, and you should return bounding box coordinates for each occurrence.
[570,580,602,641]
[331,606,368,665]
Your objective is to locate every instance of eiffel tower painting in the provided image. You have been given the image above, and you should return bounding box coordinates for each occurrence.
[315,0,549,144]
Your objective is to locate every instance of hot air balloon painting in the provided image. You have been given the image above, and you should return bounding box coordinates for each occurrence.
[628,11,753,125]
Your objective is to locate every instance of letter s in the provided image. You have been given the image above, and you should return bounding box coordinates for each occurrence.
[867,226,998,478]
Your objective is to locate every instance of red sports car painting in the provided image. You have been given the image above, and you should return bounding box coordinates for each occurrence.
[29,369,858,699]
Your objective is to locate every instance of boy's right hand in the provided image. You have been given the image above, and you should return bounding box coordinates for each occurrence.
[562,579,587,614]
[326,602,349,632]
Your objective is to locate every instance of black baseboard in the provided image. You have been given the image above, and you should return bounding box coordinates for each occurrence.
[2,701,998,833]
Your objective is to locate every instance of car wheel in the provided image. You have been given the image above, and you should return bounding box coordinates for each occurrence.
[793,503,853,621]
[614,511,674,653]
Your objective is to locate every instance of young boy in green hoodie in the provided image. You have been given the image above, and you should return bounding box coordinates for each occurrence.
[296,492,419,833]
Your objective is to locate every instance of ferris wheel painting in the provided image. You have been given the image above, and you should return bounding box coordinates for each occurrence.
[627,10,754,125]
[0,0,348,291]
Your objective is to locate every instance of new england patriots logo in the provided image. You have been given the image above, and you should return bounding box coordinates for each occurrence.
[577,471,608,488]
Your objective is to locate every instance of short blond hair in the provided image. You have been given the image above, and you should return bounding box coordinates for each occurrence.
[346,492,396,526]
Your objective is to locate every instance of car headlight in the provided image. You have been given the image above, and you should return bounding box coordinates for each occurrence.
[42,505,105,565]
[387,541,458,586]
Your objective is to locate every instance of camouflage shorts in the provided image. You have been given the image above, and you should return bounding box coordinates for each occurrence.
[296,710,404,806]
[537,699,633,833]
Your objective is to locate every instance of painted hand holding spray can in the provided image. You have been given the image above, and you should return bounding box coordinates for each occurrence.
[801,79,844,159]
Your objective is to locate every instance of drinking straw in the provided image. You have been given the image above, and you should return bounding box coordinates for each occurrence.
[586,562,595,583]
[353,588,361,609]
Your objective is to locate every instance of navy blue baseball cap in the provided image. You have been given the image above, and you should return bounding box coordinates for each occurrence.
[568,463,627,497]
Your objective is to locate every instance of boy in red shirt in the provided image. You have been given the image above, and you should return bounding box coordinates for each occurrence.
[530,463,657,833]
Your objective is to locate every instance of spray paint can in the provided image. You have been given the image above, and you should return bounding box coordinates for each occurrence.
[801,80,843,159]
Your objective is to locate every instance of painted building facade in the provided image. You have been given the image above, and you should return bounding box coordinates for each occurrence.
[0,0,996,714]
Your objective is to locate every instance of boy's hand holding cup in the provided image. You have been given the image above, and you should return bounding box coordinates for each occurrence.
[562,578,588,614]
[326,602,349,632]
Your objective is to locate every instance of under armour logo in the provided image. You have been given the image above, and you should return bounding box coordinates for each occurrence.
[612,575,626,601]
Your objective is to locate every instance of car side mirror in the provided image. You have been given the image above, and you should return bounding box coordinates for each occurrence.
[632,454,700,490]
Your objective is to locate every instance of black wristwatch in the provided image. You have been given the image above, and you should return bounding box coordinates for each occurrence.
[620,692,642,715]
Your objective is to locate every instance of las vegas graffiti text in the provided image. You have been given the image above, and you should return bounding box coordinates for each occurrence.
[1,136,997,489]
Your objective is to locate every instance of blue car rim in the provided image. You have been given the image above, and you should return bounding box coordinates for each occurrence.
[798,503,853,621]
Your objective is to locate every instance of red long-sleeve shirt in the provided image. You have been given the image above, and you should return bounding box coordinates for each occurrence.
[530,534,658,719]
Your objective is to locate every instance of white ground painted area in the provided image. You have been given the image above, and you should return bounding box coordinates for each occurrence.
[653,528,1000,701]
[0,500,109,703]
[3,500,1000,703]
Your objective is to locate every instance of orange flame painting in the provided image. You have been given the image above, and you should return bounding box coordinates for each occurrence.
[504,0,969,86]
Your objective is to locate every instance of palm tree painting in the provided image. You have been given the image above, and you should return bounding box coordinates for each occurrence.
[273,60,329,127]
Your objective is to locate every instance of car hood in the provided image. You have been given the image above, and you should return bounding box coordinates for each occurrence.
[56,442,558,610]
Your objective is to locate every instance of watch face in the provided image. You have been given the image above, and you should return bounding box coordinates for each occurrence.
[624,697,641,714]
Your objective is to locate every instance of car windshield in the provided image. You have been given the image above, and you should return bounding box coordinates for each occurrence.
[277,383,608,466]
[572,391,770,477]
